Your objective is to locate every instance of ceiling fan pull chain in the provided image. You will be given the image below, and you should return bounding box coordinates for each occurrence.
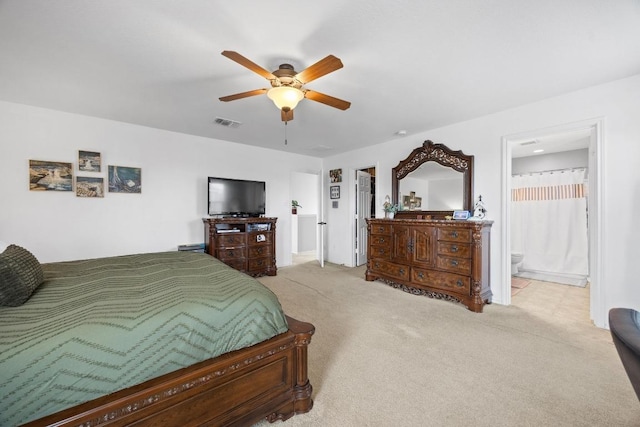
[284,121,288,145]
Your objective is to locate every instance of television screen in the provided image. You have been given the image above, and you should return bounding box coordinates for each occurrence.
[208,177,266,217]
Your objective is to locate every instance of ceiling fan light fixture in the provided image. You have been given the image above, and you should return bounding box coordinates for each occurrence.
[267,86,304,111]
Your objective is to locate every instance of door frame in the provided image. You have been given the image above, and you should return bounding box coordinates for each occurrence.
[500,117,605,327]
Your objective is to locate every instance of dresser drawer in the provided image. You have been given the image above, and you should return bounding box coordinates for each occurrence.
[437,228,471,243]
[411,268,470,294]
[248,257,273,272]
[220,258,247,271]
[248,245,272,258]
[370,259,410,281]
[218,247,245,260]
[437,241,471,258]
[217,233,246,246]
[370,245,391,259]
[370,235,392,246]
[370,223,392,235]
[436,255,472,275]
[248,231,273,246]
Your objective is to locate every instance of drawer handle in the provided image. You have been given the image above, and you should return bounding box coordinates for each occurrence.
[379,237,385,243]
[417,272,424,279]
[451,231,458,238]
[256,260,264,266]
[256,247,263,254]
[227,250,235,256]
[451,245,458,252]
[450,260,459,267]
[375,262,381,268]
[378,227,385,232]
[456,280,464,287]
[399,268,405,275]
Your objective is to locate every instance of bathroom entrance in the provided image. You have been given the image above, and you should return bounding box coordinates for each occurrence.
[502,119,604,326]
[510,142,589,286]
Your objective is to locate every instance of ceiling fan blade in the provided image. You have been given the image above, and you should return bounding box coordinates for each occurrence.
[295,55,343,84]
[221,51,276,80]
[304,90,351,110]
[219,88,268,102]
[281,109,294,122]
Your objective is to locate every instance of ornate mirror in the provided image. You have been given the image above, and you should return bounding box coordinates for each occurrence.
[392,140,473,219]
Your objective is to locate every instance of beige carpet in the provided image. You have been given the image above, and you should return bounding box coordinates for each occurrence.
[255,261,639,427]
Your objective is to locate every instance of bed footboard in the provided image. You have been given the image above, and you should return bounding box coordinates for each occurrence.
[23,315,314,427]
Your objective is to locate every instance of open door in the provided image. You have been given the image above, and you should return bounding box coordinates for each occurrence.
[356,170,372,266]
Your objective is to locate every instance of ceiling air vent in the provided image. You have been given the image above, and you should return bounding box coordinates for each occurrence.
[519,139,538,146]
[214,117,242,128]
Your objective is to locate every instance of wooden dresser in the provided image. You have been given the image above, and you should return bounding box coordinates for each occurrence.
[366,218,492,312]
[203,217,277,277]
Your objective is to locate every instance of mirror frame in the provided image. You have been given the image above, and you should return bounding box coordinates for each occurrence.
[392,140,474,219]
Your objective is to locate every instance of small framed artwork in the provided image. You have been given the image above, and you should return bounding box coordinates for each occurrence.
[78,150,101,172]
[414,197,422,208]
[402,195,411,209]
[329,169,342,183]
[453,210,470,220]
[330,185,340,199]
[29,160,73,191]
[76,176,104,198]
[108,165,141,193]
[332,201,339,209]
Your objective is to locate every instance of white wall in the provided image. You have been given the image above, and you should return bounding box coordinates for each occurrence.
[322,73,640,327]
[512,148,589,175]
[0,101,321,266]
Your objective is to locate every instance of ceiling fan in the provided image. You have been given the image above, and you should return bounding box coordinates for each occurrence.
[219,51,351,122]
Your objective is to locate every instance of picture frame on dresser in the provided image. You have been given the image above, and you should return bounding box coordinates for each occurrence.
[453,210,470,220]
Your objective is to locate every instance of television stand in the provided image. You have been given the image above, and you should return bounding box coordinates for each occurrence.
[203,217,277,277]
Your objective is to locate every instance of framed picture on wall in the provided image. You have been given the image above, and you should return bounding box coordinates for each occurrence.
[76,176,104,198]
[78,150,101,172]
[329,169,342,183]
[108,165,141,193]
[330,185,340,199]
[29,160,73,191]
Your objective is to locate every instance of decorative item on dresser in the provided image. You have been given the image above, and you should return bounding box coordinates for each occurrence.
[366,218,492,312]
[203,217,277,277]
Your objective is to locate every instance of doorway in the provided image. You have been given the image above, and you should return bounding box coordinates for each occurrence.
[501,118,604,327]
[355,166,376,267]
[291,171,320,266]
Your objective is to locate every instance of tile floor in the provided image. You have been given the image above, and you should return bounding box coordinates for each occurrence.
[511,277,591,325]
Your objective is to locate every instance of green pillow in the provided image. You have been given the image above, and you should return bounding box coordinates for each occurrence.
[0,244,44,306]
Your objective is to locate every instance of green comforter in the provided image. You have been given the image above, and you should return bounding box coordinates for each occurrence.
[0,251,288,426]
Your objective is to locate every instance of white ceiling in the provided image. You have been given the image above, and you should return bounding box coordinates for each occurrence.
[1,1,639,158]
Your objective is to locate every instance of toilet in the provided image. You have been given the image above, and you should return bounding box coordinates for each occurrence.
[511,253,524,275]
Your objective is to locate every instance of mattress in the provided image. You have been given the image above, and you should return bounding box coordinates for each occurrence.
[0,251,288,425]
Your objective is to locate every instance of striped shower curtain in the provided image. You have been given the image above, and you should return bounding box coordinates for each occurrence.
[511,169,588,277]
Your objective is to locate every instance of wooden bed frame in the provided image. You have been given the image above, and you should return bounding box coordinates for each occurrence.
[23,316,314,427]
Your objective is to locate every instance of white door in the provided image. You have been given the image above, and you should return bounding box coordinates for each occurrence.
[317,170,326,268]
[356,170,371,266]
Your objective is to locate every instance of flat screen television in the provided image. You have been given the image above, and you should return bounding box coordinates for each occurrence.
[207,177,266,217]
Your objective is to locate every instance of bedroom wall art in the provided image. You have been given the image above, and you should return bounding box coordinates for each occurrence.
[76,176,104,198]
[330,185,340,199]
[108,165,141,193]
[329,168,342,183]
[29,160,73,191]
[78,150,101,172]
